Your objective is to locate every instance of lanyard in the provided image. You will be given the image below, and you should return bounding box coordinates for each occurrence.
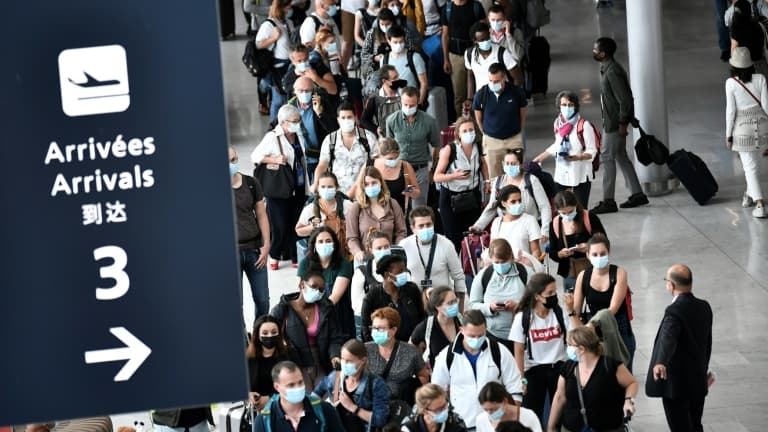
[416,239,437,280]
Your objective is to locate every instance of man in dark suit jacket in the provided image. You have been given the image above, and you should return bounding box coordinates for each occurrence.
[646,264,713,432]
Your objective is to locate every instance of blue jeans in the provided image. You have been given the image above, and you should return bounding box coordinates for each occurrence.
[714,0,729,53]
[616,313,636,372]
[240,248,270,318]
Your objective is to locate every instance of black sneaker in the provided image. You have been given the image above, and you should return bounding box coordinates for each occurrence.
[591,200,618,214]
[619,193,650,209]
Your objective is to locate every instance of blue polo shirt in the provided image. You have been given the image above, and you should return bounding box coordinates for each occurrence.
[472,84,527,139]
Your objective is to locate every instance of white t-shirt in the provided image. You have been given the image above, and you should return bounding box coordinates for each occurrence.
[300,13,342,46]
[475,408,543,432]
[341,0,366,13]
[380,52,426,89]
[489,214,540,256]
[509,306,573,370]
[255,18,293,60]
[464,45,517,90]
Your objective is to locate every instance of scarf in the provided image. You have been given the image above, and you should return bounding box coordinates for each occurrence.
[556,112,580,138]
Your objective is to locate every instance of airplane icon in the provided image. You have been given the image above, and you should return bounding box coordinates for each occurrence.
[68,71,120,88]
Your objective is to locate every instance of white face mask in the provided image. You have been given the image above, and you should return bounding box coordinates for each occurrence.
[389,5,399,15]
[285,121,301,133]
[390,42,405,54]
[339,118,355,133]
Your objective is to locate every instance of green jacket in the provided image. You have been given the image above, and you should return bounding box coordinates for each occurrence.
[599,58,635,133]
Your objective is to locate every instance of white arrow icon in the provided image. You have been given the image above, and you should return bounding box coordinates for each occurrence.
[84,327,151,382]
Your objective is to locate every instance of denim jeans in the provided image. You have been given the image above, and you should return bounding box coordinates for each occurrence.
[240,248,270,318]
[714,0,729,53]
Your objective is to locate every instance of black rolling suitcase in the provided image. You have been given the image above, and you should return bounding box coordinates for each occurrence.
[667,149,718,205]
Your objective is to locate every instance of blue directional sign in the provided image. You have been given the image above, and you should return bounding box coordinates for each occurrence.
[0,1,248,425]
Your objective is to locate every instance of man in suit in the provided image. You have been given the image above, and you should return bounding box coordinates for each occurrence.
[646,264,713,432]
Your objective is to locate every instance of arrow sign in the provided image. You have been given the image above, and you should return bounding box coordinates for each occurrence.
[84,327,151,382]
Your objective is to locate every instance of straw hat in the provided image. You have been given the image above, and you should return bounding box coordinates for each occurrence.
[730,47,753,68]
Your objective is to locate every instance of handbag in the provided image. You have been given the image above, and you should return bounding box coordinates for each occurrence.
[379,342,413,428]
[450,190,479,213]
[634,125,669,166]
[253,135,296,199]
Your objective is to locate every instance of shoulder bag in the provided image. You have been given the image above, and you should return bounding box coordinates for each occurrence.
[254,135,296,199]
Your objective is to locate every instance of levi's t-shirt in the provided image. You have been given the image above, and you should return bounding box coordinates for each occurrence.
[509,307,573,370]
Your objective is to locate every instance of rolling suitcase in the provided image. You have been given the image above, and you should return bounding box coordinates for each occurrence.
[427,86,449,131]
[667,149,718,205]
[440,126,455,147]
[218,403,253,432]
[460,230,490,277]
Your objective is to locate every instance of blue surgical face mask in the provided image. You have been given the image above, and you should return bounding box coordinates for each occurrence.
[229,162,240,177]
[507,203,524,216]
[460,131,476,145]
[464,335,486,350]
[319,187,337,201]
[393,272,408,287]
[444,303,460,318]
[372,329,390,345]
[489,81,502,93]
[303,286,323,303]
[388,5,400,15]
[296,62,308,73]
[342,361,358,377]
[402,105,418,116]
[284,386,306,404]
[503,164,520,177]
[590,255,610,269]
[561,210,577,221]
[326,42,338,53]
[431,408,449,424]
[478,40,492,51]
[561,105,576,119]
[286,7,294,18]
[316,242,334,258]
[567,346,579,362]
[490,406,505,421]
[493,261,512,275]
[373,248,391,261]
[365,184,382,198]
[417,226,435,243]
[490,20,504,32]
[327,5,339,16]
[297,91,312,104]
[384,157,399,168]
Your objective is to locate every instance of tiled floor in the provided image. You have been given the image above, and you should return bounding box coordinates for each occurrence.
[122,0,768,431]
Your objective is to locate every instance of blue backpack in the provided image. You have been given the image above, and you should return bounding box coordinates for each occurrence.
[261,393,326,432]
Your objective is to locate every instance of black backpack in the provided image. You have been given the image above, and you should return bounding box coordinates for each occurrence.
[383,50,419,83]
[242,19,276,78]
[521,306,567,360]
[634,125,669,166]
[445,333,502,379]
[466,45,513,84]
[327,128,373,168]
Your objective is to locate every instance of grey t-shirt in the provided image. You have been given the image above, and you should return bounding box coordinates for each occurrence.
[365,341,425,397]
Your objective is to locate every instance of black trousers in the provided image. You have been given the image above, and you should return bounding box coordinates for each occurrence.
[522,362,562,425]
[218,0,235,37]
[662,396,705,432]
[266,194,305,262]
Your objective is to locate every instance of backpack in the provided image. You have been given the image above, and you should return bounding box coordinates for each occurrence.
[357,246,409,294]
[466,45,513,83]
[243,175,262,203]
[524,0,551,29]
[383,50,419,83]
[554,117,602,179]
[445,333,502,379]
[634,125,669,166]
[261,393,326,432]
[581,265,634,322]
[479,263,528,297]
[374,95,401,131]
[521,305,566,360]
[327,128,372,168]
[444,0,484,23]
[422,314,464,365]
[522,160,557,200]
[243,19,277,78]
[494,172,539,213]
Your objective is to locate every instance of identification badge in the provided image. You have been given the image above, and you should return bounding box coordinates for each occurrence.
[420,279,432,289]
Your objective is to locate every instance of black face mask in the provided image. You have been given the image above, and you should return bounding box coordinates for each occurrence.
[544,294,558,309]
[260,335,280,349]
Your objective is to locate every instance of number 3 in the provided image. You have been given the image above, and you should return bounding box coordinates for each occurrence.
[94,246,129,300]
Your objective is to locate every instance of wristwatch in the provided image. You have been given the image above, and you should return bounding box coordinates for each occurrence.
[354,406,361,415]
[625,397,635,405]
[521,378,528,385]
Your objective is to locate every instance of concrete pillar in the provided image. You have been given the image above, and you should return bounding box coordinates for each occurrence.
[626,0,674,195]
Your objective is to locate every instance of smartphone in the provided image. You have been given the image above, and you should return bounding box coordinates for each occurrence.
[462,169,471,174]
[568,246,579,250]
[496,302,505,308]
[564,286,575,294]
[558,152,570,158]
[404,185,415,192]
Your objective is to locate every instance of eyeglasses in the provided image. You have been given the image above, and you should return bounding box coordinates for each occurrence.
[425,403,448,414]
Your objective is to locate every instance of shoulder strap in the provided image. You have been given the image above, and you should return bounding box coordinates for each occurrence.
[383,51,390,65]
[514,262,527,284]
[553,305,567,345]
[574,367,590,428]
[522,308,533,360]
[488,338,502,379]
[731,77,763,106]
[609,264,618,287]
[448,142,457,167]
[310,14,323,32]
[423,315,435,363]
[495,175,504,194]
[478,86,489,110]
[582,210,592,234]
[523,172,537,211]
[581,267,593,318]
[307,394,327,432]
[576,118,586,150]
[481,266,493,296]
[335,195,346,220]
[445,2,452,21]
[406,51,418,81]
[328,131,337,168]
[244,175,259,203]
[381,341,400,380]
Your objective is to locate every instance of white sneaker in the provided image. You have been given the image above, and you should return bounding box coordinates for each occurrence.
[743,191,754,208]
[753,205,767,218]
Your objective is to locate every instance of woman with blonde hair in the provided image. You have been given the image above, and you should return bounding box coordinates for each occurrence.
[400,383,467,432]
[346,166,407,263]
